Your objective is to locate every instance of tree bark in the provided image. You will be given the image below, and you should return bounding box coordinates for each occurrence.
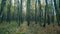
[6,0,11,23]
[26,0,31,26]
[54,0,60,26]
[0,0,6,23]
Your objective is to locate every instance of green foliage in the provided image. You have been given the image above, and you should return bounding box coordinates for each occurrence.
[5,32,9,34]
[17,32,22,34]
[0,21,18,34]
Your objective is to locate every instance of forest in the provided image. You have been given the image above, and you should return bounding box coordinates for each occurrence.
[0,0,60,34]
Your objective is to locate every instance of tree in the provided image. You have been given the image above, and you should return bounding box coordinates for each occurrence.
[54,0,60,26]
[51,0,54,26]
[59,0,60,8]
[43,0,48,27]
[35,0,38,24]
[19,0,23,26]
[6,0,11,23]
[47,0,50,25]
[26,0,31,26]
[17,0,20,26]
[0,0,6,23]
[16,0,23,26]
[38,0,42,26]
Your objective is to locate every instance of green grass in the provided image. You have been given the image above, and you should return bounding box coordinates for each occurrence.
[0,21,60,34]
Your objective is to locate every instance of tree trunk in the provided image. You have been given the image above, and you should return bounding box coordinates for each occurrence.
[18,0,23,26]
[35,0,38,24]
[43,0,48,27]
[6,0,11,23]
[38,0,42,26]
[26,0,31,26]
[0,0,6,23]
[54,0,60,26]
[59,0,60,8]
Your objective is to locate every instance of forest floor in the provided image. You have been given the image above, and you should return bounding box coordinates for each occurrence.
[0,21,60,34]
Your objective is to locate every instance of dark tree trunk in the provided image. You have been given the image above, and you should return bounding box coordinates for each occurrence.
[47,14,50,25]
[46,0,50,25]
[20,0,23,24]
[6,0,11,23]
[18,0,23,26]
[17,0,20,26]
[54,0,60,26]
[38,0,42,26]
[35,0,38,24]
[26,0,31,26]
[59,0,60,8]
[43,0,48,27]
[0,0,6,23]
[51,0,54,26]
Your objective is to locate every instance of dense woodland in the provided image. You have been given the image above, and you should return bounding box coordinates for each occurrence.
[0,0,60,34]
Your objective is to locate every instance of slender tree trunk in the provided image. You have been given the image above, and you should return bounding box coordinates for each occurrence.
[46,0,51,25]
[35,0,38,24]
[26,0,31,26]
[43,0,48,27]
[51,0,54,26]
[17,0,19,26]
[0,0,6,23]
[59,0,60,8]
[20,0,23,24]
[18,0,23,26]
[38,0,42,26]
[47,13,50,25]
[54,0,60,26]
[6,0,11,23]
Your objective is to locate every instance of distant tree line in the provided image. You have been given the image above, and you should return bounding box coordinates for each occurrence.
[0,0,60,27]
